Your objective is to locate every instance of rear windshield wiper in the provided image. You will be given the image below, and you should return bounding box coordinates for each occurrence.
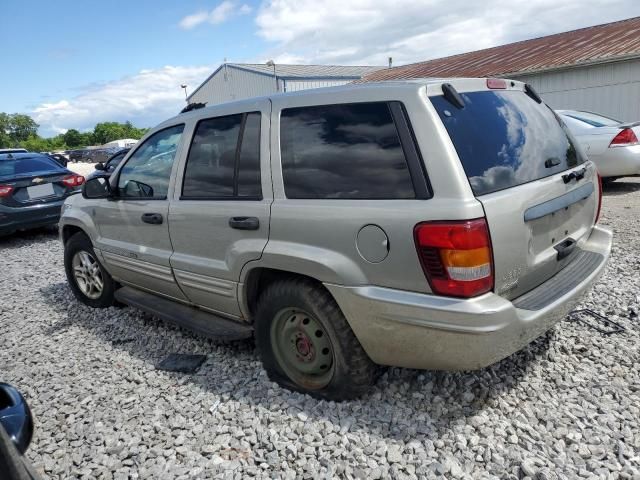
[545,157,561,168]
[441,83,465,109]
[524,83,542,103]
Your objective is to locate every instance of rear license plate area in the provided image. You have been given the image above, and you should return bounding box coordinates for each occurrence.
[27,183,55,199]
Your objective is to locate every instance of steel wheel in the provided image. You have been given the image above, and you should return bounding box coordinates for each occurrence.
[270,307,335,390]
[71,250,104,300]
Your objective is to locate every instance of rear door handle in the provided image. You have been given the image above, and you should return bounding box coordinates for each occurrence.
[141,213,163,225]
[229,216,259,230]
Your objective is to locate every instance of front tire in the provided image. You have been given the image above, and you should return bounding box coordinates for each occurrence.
[64,232,116,308]
[255,279,380,400]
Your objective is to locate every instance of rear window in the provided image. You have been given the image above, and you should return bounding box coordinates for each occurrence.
[280,102,415,199]
[432,90,584,196]
[0,156,64,178]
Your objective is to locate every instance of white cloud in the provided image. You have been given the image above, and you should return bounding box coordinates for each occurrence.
[32,65,212,137]
[179,1,252,30]
[178,11,210,30]
[255,0,640,65]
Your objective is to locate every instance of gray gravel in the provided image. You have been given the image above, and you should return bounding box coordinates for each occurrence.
[1,180,640,479]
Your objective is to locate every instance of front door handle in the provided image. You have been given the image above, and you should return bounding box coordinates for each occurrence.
[229,216,259,230]
[141,213,163,225]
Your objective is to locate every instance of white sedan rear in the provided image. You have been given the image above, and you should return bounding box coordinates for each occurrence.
[557,110,640,180]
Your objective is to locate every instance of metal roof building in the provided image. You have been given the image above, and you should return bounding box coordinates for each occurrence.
[362,17,640,121]
[188,63,384,105]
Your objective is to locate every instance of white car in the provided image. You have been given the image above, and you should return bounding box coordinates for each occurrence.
[557,110,640,181]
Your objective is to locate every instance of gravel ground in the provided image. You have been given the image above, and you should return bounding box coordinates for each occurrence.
[69,162,98,177]
[1,180,639,480]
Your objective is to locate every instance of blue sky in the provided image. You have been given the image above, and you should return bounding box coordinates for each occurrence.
[1,0,639,137]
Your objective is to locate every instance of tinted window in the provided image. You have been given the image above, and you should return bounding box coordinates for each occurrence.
[0,156,64,178]
[182,112,262,199]
[431,91,584,196]
[183,115,241,198]
[280,102,415,199]
[118,124,183,199]
[238,113,261,197]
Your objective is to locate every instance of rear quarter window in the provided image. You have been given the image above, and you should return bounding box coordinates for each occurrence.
[431,90,584,196]
[280,102,416,199]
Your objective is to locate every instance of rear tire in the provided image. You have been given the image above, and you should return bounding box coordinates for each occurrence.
[254,279,380,400]
[64,232,116,308]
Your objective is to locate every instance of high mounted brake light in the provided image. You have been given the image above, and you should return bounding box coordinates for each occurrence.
[414,218,494,298]
[486,78,507,89]
[609,128,639,147]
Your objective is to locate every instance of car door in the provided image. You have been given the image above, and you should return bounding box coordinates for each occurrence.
[168,101,271,318]
[93,123,188,301]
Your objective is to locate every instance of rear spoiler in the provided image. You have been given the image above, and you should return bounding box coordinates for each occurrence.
[619,121,640,129]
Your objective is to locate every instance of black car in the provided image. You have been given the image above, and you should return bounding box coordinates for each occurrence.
[0,383,39,479]
[86,148,130,180]
[0,153,84,236]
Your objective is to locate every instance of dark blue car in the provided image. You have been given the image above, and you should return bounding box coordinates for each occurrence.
[0,152,84,236]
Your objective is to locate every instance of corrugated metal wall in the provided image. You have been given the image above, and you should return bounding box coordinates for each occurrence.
[189,66,275,105]
[283,79,352,92]
[514,59,640,122]
[189,67,358,105]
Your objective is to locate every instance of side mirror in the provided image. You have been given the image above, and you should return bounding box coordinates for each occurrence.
[94,162,105,171]
[82,175,113,199]
[0,383,34,455]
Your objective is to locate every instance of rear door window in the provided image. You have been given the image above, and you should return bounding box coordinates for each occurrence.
[431,91,585,196]
[182,112,262,199]
[280,102,415,199]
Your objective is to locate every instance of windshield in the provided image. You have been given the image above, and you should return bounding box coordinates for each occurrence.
[563,111,621,127]
[431,90,584,196]
[106,151,127,171]
[0,156,64,178]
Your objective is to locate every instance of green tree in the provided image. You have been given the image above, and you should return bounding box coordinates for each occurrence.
[0,111,147,150]
[22,135,52,152]
[0,113,39,147]
[6,114,39,143]
[0,114,11,147]
[93,122,126,144]
[92,121,147,145]
[63,129,83,148]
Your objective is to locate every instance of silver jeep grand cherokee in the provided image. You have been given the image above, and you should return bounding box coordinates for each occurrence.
[60,78,612,400]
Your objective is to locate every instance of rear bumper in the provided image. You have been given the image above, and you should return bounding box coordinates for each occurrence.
[593,146,640,177]
[326,225,612,370]
[0,201,63,235]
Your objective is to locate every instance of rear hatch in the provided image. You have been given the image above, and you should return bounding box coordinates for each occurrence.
[430,82,598,300]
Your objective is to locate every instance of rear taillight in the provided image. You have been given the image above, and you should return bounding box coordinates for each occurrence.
[609,128,639,147]
[62,174,85,188]
[414,218,494,298]
[486,78,507,89]
[595,173,603,223]
[0,185,14,198]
